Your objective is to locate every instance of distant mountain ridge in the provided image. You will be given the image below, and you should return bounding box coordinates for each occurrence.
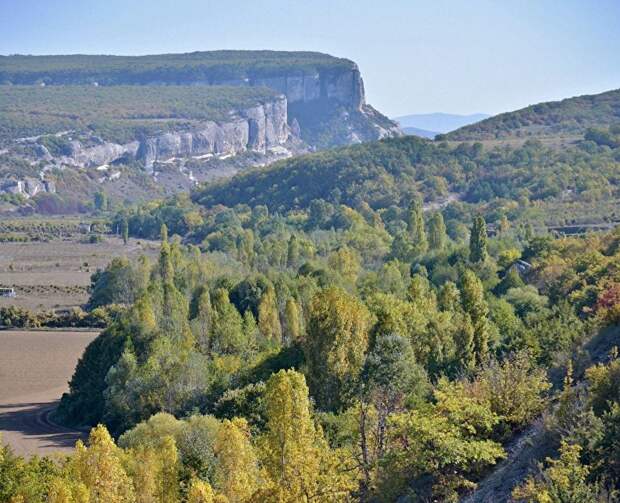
[393,112,490,135]
[443,88,620,141]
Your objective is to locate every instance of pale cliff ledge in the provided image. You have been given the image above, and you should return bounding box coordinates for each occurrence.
[48,96,292,171]
[3,96,291,173]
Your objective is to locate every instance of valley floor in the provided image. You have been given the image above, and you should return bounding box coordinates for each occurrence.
[0,329,98,456]
[0,235,159,311]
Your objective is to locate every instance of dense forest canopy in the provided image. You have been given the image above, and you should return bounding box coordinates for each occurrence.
[0,50,355,85]
[0,85,280,145]
[443,88,620,140]
[3,198,619,501]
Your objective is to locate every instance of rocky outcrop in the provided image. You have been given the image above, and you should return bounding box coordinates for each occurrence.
[207,66,398,146]
[64,140,140,168]
[138,99,289,170]
[251,66,364,109]
[31,96,290,171]
[0,177,55,198]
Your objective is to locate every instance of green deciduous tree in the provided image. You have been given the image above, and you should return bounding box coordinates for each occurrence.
[211,288,245,354]
[513,442,611,503]
[287,234,300,269]
[454,313,476,373]
[191,288,213,353]
[380,381,504,502]
[305,287,372,410]
[357,333,427,499]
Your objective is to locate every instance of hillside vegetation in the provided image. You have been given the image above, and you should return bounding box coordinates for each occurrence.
[193,133,620,228]
[443,88,620,141]
[0,50,354,85]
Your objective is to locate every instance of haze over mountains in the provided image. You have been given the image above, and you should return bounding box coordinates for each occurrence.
[393,112,490,138]
[444,88,620,140]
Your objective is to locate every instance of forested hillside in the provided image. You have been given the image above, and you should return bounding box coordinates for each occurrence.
[3,64,620,503]
[193,132,620,228]
[443,88,620,141]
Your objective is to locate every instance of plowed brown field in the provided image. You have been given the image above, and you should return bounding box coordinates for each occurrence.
[0,330,98,456]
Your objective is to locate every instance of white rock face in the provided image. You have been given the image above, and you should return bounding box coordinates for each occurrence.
[138,96,289,169]
[0,177,55,198]
[24,96,291,172]
[252,67,365,110]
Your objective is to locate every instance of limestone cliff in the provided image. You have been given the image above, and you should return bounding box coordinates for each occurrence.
[37,96,290,170]
[0,51,401,147]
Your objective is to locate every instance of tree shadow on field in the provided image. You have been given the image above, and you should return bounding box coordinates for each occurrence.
[0,399,85,451]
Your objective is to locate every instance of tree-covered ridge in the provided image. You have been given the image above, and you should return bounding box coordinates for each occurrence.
[193,134,620,225]
[443,88,620,140]
[0,50,355,85]
[0,85,280,144]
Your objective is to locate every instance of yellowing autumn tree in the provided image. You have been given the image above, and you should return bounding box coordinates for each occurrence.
[47,478,89,503]
[187,478,216,503]
[68,425,135,503]
[283,297,301,342]
[214,418,260,502]
[258,370,355,502]
[257,285,282,343]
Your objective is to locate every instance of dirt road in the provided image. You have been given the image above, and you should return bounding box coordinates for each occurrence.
[0,330,98,456]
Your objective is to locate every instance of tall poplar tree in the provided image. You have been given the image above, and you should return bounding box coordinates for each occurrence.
[214,418,259,502]
[428,212,447,250]
[121,218,129,245]
[258,285,282,343]
[283,297,302,342]
[287,234,300,269]
[459,269,490,365]
[407,197,428,254]
[454,313,476,372]
[469,215,488,263]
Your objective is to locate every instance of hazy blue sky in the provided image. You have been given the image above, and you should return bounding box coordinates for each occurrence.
[2,0,619,116]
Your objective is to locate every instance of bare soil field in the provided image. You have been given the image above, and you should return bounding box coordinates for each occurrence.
[0,236,159,310]
[0,329,98,456]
